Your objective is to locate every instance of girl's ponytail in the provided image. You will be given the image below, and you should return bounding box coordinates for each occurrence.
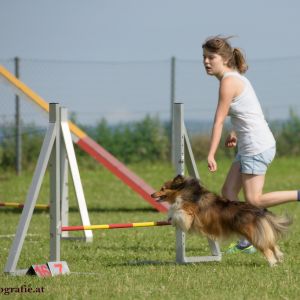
[232,48,248,74]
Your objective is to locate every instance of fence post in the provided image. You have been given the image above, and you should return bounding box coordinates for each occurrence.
[170,56,176,165]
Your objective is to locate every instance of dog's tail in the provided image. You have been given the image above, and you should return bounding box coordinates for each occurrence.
[252,212,292,249]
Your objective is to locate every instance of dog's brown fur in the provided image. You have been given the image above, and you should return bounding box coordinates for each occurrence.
[151,175,292,266]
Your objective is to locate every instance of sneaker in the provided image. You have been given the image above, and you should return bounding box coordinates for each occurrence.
[225,242,257,254]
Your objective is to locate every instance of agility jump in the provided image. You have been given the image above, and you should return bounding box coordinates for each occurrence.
[59,103,220,263]
[4,103,221,276]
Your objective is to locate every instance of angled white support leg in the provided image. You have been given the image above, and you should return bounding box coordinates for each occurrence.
[4,105,58,274]
[183,125,200,179]
[60,107,93,242]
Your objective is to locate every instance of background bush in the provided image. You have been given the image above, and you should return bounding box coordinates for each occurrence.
[1,111,300,170]
[275,110,300,156]
[0,122,44,170]
[0,116,170,170]
[190,126,236,160]
[90,115,169,163]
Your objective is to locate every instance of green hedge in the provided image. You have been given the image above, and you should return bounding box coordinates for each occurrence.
[86,115,169,163]
[0,116,170,169]
[1,112,300,170]
[0,123,44,170]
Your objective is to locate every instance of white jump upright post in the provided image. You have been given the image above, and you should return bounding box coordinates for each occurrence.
[50,103,61,261]
[173,102,221,263]
[4,103,92,275]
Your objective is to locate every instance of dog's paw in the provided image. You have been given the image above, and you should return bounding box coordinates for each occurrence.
[267,257,279,267]
[269,261,278,268]
[277,253,284,263]
[275,250,284,263]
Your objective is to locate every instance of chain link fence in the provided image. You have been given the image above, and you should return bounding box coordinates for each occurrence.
[1,56,300,126]
[1,56,300,170]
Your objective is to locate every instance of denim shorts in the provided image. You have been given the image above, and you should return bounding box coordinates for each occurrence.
[234,146,276,175]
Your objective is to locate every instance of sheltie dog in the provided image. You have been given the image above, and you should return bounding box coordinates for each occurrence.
[151,175,292,266]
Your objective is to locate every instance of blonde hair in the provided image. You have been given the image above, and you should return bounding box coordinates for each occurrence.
[202,35,248,74]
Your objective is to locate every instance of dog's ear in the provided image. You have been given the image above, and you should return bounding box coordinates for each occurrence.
[173,174,184,183]
[171,174,185,189]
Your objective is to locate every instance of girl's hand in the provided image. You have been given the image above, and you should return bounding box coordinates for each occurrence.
[225,132,237,148]
[207,155,217,172]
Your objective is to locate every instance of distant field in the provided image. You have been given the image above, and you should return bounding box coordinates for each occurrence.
[1,157,300,299]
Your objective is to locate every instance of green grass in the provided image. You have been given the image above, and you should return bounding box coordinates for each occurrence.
[1,157,300,299]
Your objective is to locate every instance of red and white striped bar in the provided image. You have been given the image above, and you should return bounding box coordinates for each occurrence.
[62,221,171,232]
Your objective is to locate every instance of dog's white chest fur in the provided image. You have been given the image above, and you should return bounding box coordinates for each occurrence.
[168,196,192,232]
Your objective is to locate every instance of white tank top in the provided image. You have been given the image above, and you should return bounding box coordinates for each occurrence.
[223,72,275,156]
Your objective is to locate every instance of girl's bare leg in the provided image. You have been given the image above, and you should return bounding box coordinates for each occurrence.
[242,174,297,208]
[222,161,242,201]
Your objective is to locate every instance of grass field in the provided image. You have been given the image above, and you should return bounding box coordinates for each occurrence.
[1,156,300,299]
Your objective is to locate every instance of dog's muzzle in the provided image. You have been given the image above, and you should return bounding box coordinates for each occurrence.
[150,193,166,202]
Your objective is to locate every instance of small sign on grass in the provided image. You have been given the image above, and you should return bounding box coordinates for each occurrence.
[26,261,70,277]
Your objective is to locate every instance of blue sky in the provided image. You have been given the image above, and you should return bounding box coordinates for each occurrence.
[1,1,300,124]
[1,0,300,61]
